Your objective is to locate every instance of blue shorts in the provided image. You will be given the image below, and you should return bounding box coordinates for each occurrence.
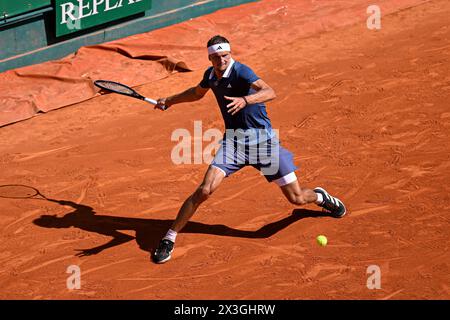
[211,137,298,182]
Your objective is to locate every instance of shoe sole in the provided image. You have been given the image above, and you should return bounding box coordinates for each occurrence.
[153,246,174,264]
[154,254,172,264]
[314,187,347,218]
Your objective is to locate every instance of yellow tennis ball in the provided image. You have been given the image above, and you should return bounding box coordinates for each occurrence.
[316,235,328,246]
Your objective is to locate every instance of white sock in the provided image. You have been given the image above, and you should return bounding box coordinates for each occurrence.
[164,229,177,243]
[315,192,324,205]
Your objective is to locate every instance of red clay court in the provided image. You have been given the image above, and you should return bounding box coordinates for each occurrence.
[0,0,449,299]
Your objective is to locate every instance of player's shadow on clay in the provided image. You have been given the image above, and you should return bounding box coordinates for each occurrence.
[32,197,333,257]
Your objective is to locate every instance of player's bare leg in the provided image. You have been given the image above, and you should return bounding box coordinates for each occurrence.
[280,177,346,217]
[280,180,318,205]
[152,166,225,263]
[171,166,225,232]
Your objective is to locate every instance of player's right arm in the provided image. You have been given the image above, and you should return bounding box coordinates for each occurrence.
[155,85,209,111]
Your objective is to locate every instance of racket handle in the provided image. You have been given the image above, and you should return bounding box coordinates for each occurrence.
[144,97,167,110]
[144,97,157,105]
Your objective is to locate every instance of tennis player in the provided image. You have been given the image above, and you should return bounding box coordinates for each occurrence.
[152,35,346,263]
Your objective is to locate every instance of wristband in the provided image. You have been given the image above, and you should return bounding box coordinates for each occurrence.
[243,96,248,105]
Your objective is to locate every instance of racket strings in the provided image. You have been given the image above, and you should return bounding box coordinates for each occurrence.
[96,81,134,95]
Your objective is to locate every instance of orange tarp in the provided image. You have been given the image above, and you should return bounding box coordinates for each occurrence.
[0,0,428,127]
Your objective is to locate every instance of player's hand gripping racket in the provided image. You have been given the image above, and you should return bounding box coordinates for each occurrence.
[94,80,166,110]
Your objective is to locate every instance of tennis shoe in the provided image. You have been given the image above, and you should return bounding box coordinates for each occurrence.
[153,239,174,264]
[314,187,347,218]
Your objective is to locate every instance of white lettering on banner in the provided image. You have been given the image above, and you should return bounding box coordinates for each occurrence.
[64,4,81,30]
[60,3,76,24]
[79,0,92,19]
[105,0,120,12]
[60,0,145,25]
[92,0,105,15]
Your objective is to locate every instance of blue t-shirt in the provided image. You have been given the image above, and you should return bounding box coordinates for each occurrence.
[199,60,275,144]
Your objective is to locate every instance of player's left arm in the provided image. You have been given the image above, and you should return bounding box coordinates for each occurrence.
[225,79,276,115]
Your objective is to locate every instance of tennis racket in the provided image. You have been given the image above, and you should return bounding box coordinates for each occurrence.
[0,185,49,200]
[94,80,166,110]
